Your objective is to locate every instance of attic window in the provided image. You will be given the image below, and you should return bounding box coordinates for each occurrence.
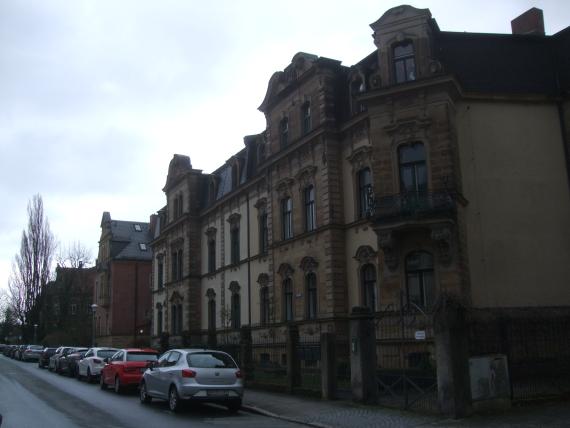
[393,41,416,83]
[139,243,147,251]
[134,224,142,232]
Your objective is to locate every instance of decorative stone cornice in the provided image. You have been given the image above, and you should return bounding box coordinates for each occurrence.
[229,281,241,295]
[277,263,294,279]
[299,256,319,273]
[346,145,373,172]
[257,273,270,287]
[295,165,317,189]
[206,288,216,301]
[205,227,217,238]
[227,213,241,228]
[354,245,378,264]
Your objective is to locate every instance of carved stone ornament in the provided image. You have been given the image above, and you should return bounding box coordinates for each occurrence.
[277,263,294,279]
[346,145,372,172]
[257,273,270,287]
[354,245,378,264]
[169,291,184,303]
[384,117,431,142]
[299,256,319,273]
[206,288,216,301]
[431,225,453,266]
[377,231,398,271]
[254,197,267,211]
[295,165,317,189]
[227,213,241,227]
[155,302,163,309]
[229,281,241,295]
[276,178,294,199]
[205,226,217,238]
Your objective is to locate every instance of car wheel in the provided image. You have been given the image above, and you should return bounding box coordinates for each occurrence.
[100,374,107,390]
[168,386,180,412]
[86,368,93,383]
[227,400,242,414]
[114,377,122,394]
[139,382,152,404]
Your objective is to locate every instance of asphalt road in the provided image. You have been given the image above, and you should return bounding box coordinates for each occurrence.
[0,355,300,428]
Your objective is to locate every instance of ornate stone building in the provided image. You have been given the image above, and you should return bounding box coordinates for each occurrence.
[150,4,570,372]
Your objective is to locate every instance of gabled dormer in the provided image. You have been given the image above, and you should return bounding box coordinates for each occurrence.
[370,5,441,88]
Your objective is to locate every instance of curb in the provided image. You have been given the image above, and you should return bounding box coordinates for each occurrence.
[241,404,334,428]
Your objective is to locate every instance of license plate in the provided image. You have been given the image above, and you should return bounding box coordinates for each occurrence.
[207,390,228,397]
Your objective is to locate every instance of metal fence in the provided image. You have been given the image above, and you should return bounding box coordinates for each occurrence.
[469,314,570,401]
[249,332,287,389]
[297,334,321,392]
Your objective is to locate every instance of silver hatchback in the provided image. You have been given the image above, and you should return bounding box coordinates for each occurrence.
[139,349,243,413]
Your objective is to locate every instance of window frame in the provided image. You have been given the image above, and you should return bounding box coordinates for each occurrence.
[306,272,317,320]
[301,102,311,135]
[279,117,289,147]
[398,142,427,194]
[357,167,372,219]
[231,293,241,329]
[281,197,293,240]
[360,263,377,312]
[304,185,316,232]
[405,251,435,310]
[283,278,293,322]
[230,226,240,265]
[260,286,269,326]
[393,41,416,84]
[259,212,269,255]
[207,238,216,274]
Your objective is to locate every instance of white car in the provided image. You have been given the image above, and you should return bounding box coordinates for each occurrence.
[77,347,119,382]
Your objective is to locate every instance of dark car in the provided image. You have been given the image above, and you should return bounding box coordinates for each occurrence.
[58,348,88,377]
[15,345,28,360]
[49,347,74,372]
[38,347,58,368]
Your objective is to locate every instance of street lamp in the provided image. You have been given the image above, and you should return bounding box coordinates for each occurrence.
[33,324,38,344]
[90,304,98,347]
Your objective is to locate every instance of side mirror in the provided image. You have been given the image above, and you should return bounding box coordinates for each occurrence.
[146,361,157,370]
[103,357,110,364]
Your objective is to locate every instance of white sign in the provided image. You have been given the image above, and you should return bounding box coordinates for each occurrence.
[414,330,426,340]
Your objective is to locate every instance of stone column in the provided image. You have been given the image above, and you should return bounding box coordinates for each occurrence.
[434,294,472,418]
[349,307,378,404]
[286,324,301,392]
[240,327,253,382]
[320,332,337,399]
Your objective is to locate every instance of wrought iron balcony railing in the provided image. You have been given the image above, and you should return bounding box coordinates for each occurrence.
[370,191,456,224]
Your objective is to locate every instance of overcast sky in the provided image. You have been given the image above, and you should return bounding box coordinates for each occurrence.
[1,0,569,294]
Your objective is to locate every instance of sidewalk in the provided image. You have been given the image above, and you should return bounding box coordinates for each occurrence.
[241,389,570,428]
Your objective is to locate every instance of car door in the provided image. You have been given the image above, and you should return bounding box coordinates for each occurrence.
[158,351,181,396]
[105,351,123,384]
[146,352,169,397]
[79,349,94,376]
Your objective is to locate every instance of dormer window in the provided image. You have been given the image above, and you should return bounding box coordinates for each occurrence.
[393,41,416,83]
[133,224,142,232]
[279,117,289,147]
[301,102,311,135]
[139,243,147,251]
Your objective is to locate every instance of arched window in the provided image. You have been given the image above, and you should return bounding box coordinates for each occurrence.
[283,278,293,322]
[361,264,377,311]
[398,142,427,194]
[358,167,372,218]
[280,117,289,147]
[393,41,416,83]
[171,304,177,335]
[260,287,269,325]
[306,273,317,319]
[405,251,434,309]
[301,102,311,135]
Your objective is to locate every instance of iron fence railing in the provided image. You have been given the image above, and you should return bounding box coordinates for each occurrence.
[371,191,456,223]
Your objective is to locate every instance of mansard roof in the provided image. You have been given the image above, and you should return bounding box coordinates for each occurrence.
[100,212,152,261]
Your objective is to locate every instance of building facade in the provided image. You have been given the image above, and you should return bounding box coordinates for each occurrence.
[149,4,570,397]
[94,212,153,348]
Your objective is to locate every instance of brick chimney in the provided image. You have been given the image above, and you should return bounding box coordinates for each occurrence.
[511,7,545,36]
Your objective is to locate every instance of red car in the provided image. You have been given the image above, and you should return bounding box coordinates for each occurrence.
[100,348,159,394]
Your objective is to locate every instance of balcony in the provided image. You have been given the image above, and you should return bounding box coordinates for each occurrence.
[371,191,457,226]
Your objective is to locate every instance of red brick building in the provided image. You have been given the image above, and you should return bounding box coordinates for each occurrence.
[94,212,152,347]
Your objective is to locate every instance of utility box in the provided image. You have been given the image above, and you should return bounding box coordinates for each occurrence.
[469,354,511,411]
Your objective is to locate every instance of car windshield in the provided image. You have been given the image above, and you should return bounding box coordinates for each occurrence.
[186,352,237,369]
[126,352,158,362]
[97,350,117,359]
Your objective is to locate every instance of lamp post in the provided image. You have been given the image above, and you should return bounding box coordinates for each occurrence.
[33,324,38,344]
[90,304,98,347]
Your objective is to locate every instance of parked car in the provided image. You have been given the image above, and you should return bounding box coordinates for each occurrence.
[58,348,88,376]
[139,349,243,413]
[21,345,44,362]
[100,348,159,394]
[49,346,74,372]
[38,347,58,368]
[15,345,28,360]
[77,347,119,383]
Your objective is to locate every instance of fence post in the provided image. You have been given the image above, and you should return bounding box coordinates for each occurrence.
[286,324,301,392]
[349,306,378,404]
[321,331,337,399]
[240,327,253,382]
[433,293,472,418]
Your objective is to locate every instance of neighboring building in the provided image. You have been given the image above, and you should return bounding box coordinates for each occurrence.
[40,266,96,346]
[149,3,570,398]
[94,212,152,348]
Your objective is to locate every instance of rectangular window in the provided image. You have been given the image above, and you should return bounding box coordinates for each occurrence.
[208,239,216,273]
[231,294,240,329]
[358,168,372,218]
[259,213,268,254]
[172,249,183,281]
[304,186,316,232]
[157,309,163,334]
[284,279,293,322]
[260,287,269,325]
[177,250,183,280]
[301,102,311,135]
[280,118,289,147]
[393,42,416,84]
[231,227,240,265]
[306,274,317,319]
[281,197,293,240]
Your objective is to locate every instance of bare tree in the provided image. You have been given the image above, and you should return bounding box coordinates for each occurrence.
[56,240,93,268]
[8,194,55,326]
